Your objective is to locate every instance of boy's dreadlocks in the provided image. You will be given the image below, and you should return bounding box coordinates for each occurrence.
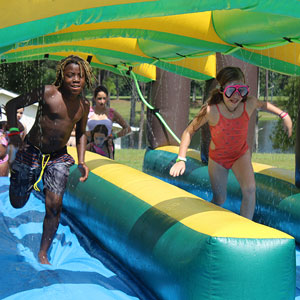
[53,55,94,89]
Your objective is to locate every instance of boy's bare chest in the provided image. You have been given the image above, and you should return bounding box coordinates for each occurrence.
[43,99,83,122]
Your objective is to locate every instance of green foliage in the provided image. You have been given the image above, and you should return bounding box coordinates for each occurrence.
[0,60,56,94]
[259,69,290,99]
[103,75,116,95]
[270,76,299,151]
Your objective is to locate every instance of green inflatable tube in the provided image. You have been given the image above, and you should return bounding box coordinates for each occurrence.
[63,148,295,300]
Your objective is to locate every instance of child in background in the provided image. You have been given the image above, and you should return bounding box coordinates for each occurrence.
[16,107,27,140]
[87,124,112,158]
[0,122,9,176]
[170,66,292,220]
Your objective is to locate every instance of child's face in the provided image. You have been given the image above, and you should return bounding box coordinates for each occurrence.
[62,63,86,95]
[94,132,107,147]
[95,91,107,108]
[17,108,24,121]
[222,80,246,110]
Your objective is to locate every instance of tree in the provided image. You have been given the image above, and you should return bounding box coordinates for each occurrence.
[0,60,56,94]
[270,76,299,151]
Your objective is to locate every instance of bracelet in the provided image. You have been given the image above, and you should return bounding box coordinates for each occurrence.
[7,131,20,137]
[78,162,86,165]
[176,156,187,163]
[279,112,288,119]
[8,127,19,132]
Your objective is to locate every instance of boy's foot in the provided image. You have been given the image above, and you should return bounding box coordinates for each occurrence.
[38,252,51,265]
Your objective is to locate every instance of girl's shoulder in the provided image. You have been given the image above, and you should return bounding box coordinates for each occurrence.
[207,104,219,116]
[206,104,220,124]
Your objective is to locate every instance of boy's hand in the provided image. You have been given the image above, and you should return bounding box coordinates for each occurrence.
[78,162,89,182]
[169,161,186,177]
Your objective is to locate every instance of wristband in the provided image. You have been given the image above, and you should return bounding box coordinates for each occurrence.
[176,156,187,163]
[279,112,288,119]
[8,127,19,132]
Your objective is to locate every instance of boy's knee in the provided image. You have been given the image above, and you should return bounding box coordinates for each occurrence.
[9,194,28,209]
[46,198,62,217]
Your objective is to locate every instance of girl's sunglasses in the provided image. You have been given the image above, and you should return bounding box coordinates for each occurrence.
[222,85,249,98]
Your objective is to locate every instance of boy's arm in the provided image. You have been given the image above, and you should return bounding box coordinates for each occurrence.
[75,99,90,182]
[5,86,44,147]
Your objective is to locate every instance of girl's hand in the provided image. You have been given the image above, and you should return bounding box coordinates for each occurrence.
[169,161,186,177]
[282,114,292,137]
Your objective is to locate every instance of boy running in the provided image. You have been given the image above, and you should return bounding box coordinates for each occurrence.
[5,55,93,264]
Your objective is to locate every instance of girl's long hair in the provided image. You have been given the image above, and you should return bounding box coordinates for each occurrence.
[192,66,247,131]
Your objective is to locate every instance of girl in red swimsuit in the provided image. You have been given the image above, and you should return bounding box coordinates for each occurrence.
[170,66,292,220]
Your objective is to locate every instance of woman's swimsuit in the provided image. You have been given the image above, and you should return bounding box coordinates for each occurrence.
[209,102,249,169]
[87,108,114,135]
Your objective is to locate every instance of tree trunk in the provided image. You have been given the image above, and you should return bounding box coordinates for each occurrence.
[130,80,137,148]
[192,81,196,103]
[265,69,269,102]
[147,68,190,148]
[200,78,216,163]
[116,76,119,100]
[138,83,146,149]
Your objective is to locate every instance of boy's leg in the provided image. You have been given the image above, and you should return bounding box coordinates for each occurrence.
[38,190,62,265]
[208,158,229,206]
[232,150,256,220]
[9,159,38,208]
[40,161,73,264]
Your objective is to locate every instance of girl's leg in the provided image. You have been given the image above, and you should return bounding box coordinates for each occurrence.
[231,150,256,220]
[208,158,229,206]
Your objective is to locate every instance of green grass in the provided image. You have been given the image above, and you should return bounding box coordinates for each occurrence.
[115,149,295,172]
[110,99,142,126]
[252,153,294,170]
[115,149,146,171]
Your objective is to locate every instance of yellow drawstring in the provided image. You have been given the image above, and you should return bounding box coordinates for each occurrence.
[33,154,50,192]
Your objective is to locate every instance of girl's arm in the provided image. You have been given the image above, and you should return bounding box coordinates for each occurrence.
[257,100,292,137]
[170,109,208,177]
